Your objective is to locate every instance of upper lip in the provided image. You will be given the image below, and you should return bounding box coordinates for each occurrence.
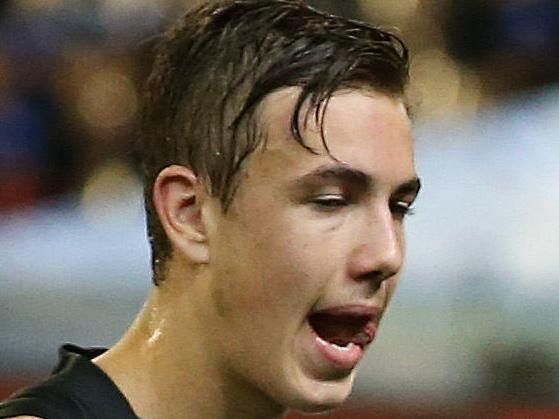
[309,304,382,318]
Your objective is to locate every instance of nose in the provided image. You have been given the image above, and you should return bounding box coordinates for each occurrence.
[347,207,404,285]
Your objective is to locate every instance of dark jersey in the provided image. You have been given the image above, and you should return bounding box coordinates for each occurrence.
[0,344,138,419]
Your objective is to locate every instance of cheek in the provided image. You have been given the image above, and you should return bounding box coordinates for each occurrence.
[250,233,321,311]
[214,217,331,317]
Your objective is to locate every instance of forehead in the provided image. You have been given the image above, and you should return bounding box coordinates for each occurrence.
[240,87,415,189]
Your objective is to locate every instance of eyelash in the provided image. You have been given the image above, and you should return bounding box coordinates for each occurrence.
[310,195,347,210]
[391,201,416,217]
[310,196,416,217]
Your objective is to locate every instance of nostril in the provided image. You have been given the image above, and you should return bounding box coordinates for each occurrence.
[354,269,393,290]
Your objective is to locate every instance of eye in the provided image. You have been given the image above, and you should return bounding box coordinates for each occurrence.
[310,194,348,211]
[391,200,415,218]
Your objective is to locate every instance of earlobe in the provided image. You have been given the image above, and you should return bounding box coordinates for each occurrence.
[152,165,210,264]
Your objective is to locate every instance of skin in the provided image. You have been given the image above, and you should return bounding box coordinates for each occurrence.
[86,88,419,419]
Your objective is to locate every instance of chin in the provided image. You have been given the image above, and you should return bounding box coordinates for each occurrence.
[284,372,355,414]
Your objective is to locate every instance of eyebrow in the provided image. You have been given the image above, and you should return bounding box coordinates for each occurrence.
[295,164,373,190]
[293,163,421,197]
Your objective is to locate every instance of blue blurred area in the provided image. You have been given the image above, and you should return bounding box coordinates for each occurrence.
[0,193,150,374]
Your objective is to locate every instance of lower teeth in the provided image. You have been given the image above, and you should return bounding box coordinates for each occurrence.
[332,342,355,351]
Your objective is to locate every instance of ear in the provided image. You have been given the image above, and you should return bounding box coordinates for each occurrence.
[152,165,210,264]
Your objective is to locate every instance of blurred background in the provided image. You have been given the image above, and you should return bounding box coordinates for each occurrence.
[1,0,558,417]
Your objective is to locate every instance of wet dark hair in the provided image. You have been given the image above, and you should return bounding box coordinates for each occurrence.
[139,0,409,284]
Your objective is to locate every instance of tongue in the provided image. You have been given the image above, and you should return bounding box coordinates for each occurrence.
[308,312,372,347]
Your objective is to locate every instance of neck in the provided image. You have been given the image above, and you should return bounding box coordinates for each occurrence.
[93,267,287,419]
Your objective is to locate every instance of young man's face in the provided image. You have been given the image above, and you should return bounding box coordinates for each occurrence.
[202,88,418,412]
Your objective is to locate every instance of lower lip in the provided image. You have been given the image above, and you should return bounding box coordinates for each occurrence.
[311,330,364,371]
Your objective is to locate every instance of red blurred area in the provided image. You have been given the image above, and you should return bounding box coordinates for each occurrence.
[2,378,558,419]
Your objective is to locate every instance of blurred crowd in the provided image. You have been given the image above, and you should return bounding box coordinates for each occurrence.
[0,0,161,211]
[1,0,559,213]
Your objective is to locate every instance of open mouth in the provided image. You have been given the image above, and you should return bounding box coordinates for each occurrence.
[307,308,376,349]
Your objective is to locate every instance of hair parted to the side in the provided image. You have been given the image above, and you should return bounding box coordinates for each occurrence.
[138,0,409,284]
